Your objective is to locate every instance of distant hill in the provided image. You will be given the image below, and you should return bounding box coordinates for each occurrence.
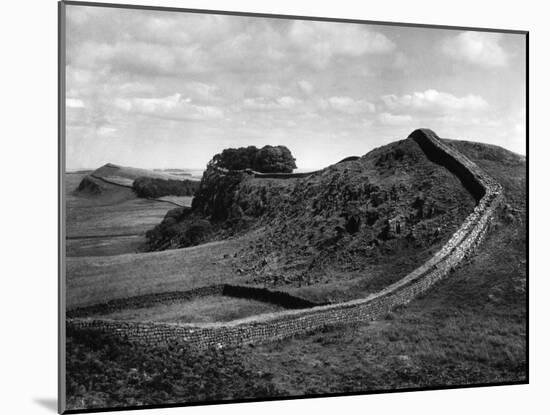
[74,163,200,206]
[90,163,192,187]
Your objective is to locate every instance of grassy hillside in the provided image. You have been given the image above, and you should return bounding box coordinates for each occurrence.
[75,163,198,193]
[93,163,185,182]
[66,235,258,308]
[67,213,526,408]
[66,173,136,208]
[65,138,526,410]
[66,173,176,256]
[66,163,196,256]
[238,139,527,393]
[66,328,282,410]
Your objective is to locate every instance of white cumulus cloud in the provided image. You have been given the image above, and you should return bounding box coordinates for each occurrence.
[66,98,85,108]
[115,93,224,121]
[324,96,376,115]
[242,96,301,111]
[381,89,489,114]
[378,112,413,126]
[442,31,509,67]
[97,126,118,137]
[297,80,314,95]
[289,20,395,68]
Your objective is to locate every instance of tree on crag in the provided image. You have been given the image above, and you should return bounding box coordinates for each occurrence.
[208,145,297,173]
[208,146,258,171]
[252,145,297,173]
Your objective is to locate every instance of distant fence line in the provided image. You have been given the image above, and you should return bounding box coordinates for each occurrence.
[68,129,503,350]
[89,174,133,189]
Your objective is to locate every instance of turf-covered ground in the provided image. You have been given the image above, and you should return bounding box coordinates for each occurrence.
[65,139,526,411]
[66,173,192,257]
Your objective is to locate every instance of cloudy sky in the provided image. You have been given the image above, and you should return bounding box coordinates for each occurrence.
[65,5,526,171]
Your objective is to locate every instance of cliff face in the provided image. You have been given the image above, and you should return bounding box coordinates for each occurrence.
[191,168,252,222]
[76,175,102,194]
[232,138,476,292]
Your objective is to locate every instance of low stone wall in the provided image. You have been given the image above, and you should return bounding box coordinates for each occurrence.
[67,129,503,350]
[90,174,133,189]
[410,131,486,201]
[210,166,322,179]
[251,171,320,179]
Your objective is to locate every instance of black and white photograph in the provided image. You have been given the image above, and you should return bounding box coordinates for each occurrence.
[59,1,527,413]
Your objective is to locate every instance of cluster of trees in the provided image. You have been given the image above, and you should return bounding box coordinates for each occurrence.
[208,145,297,173]
[132,177,200,198]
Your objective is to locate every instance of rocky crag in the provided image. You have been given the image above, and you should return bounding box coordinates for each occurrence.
[147,131,477,299]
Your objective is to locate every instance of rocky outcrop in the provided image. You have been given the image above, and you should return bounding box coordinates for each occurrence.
[67,129,503,350]
[76,176,102,194]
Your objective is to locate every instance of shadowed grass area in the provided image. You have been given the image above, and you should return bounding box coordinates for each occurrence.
[67,234,145,257]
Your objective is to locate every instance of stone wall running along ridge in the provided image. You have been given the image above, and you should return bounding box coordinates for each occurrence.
[67,129,504,350]
[210,166,322,179]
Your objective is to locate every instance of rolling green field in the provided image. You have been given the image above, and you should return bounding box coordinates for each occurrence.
[65,173,191,257]
[66,236,255,309]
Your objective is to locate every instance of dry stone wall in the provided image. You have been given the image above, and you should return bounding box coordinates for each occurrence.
[90,174,133,189]
[211,166,322,179]
[67,129,504,350]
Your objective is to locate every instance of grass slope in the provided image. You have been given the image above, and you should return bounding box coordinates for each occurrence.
[65,139,526,410]
[66,173,176,257]
[66,328,282,410]
[66,234,259,309]
[240,139,527,393]
[92,163,184,182]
